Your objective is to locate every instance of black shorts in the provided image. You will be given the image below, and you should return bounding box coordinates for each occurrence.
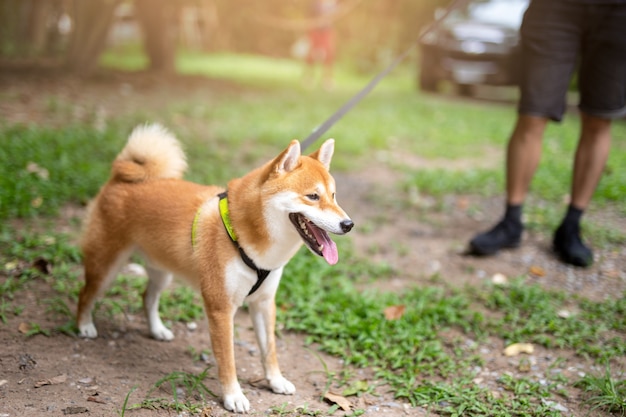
[518,0,626,121]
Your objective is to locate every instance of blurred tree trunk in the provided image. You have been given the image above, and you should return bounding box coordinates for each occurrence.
[28,0,52,53]
[135,0,178,73]
[65,0,120,75]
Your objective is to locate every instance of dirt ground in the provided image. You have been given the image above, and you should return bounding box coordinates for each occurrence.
[1,69,625,416]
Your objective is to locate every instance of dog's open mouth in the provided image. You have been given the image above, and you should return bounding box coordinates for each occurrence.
[289,213,338,265]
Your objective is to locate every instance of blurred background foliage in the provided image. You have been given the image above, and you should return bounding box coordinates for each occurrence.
[0,0,446,75]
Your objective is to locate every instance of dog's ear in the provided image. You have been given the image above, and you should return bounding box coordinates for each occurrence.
[274,140,301,173]
[309,139,334,170]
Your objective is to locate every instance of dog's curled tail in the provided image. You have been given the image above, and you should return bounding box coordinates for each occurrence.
[112,124,188,183]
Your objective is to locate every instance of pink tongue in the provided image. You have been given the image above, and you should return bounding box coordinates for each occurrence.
[311,226,339,265]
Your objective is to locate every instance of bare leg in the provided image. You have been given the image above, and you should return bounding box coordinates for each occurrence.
[570,112,612,209]
[553,112,611,266]
[469,114,547,255]
[506,114,549,205]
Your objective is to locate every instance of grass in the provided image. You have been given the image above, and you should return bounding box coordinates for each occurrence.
[575,365,626,416]
[1,51,625,415]
[276,248,626,415]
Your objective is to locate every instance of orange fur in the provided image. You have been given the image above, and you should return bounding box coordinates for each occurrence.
[77,125,353,413]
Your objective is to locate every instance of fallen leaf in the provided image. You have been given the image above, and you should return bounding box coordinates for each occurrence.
[503,343,534,357]
[18,322,30,334]
[456,197,469,210]
[529,265,545,277]
[26,162,49,180]
[491,390,502,399]
[557,309,573,319]
[542,399,569,413]
[34,374,67,388]
[34,379,50,388]
[4,261,18,271]
[87,395,106,404]
[50,374,67,384]
[491,273,508,285]
[31,196,43,208]
[383,305,405,320]
[200,406,214,417]
[324,391,352,411]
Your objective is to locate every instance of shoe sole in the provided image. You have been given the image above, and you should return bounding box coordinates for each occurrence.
[553,246,592,267]
[469,241,521,256]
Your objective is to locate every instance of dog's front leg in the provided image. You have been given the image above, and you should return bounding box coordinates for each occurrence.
[248,294,296,395]
[206,306,250,413]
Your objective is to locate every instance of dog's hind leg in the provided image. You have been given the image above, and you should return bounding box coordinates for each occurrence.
[143,266,174,341]
[77,245,134,338]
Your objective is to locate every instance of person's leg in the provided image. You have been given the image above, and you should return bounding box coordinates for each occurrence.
[553,113,612,266]
[469,114,547,255]
[552,2,626,266]
[469,0,581,256]
[571,113,612,209]
[506,114,549,205]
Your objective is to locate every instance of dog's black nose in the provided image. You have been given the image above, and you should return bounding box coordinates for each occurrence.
[340,220,354,233]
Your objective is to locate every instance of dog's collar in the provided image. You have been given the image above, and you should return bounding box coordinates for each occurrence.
[217,191,272,296]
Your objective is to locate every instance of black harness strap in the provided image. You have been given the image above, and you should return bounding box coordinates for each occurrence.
[218,191,271,296]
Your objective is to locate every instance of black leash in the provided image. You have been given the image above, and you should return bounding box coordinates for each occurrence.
[212,0,466,296]
[300,0,465,152]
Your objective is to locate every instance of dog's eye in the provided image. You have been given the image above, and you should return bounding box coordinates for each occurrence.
[306,193,320,201]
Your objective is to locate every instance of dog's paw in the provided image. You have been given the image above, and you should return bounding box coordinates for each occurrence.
[269,376,296,395]
[223,392,250,413]
[150,325,174,341]
[78,323,98,339]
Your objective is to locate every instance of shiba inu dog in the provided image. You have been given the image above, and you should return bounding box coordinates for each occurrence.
[76,124,353,412]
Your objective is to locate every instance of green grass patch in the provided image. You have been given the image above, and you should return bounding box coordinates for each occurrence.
[405,120,626,209]
[575,364,626,416]
[0,124,124,219]
[277,246,626,415]
[131,367,217,414]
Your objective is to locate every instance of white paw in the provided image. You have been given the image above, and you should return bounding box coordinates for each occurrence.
[78,323,98,339]
[269,376,296,395]
[151,325,174,341]
[223,392,250,413]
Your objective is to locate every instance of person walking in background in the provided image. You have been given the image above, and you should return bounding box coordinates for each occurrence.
[304,0,337,90]
[468,0,626,267]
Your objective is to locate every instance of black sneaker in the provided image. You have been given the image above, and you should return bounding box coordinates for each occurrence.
[553,223,593,267]
[469,219,523,256]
